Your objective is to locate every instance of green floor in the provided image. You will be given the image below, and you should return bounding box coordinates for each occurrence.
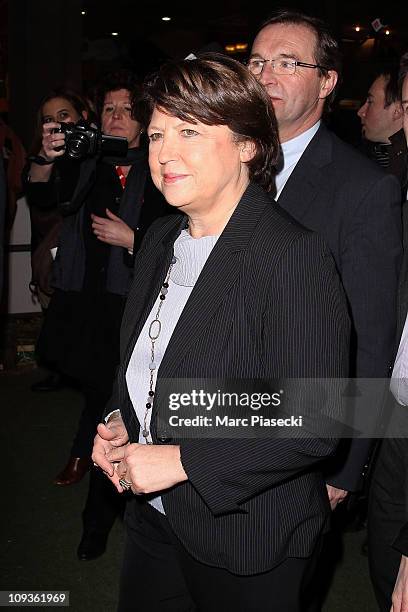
[1,368,378,611]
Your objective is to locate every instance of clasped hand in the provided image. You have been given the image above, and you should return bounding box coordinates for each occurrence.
[92,414,187,494]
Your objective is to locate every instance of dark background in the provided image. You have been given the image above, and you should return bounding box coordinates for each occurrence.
[2,0,408,148]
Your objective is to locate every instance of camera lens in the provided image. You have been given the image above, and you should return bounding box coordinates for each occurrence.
[67,134,90,159]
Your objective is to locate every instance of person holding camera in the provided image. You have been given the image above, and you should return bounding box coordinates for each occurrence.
[27,89,91,395]
[25,69,169,561]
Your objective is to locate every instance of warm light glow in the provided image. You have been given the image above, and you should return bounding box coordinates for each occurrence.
[162,16,171,21]
[354,26,360,32]
[111,32,119,36]
[225,43,249,54]
[385,29,390,35]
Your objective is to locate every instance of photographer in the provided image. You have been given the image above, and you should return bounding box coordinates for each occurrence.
[27,89,90,351]
[25,70,169,561]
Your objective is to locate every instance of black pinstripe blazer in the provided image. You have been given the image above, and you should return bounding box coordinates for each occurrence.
[110,182,350,575]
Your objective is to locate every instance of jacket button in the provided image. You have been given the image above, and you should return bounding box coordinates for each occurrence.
[158,435,173,444]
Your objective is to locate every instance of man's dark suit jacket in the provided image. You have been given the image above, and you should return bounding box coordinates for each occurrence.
[278,123,403,491]
[109,183,350,575]
[375,199,408,558]
[368,202,408,609]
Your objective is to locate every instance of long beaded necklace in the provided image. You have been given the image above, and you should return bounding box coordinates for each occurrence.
[142,255,177,443]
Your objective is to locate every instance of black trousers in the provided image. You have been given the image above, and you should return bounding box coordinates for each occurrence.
[82,468,125,535]
[118,500,321,612]
[73,384,125,536]
[71,384,111,457]
[368,438,408,611]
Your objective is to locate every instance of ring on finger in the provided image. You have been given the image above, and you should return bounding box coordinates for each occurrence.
[119,478,132,491]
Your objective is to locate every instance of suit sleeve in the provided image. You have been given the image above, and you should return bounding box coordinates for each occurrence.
[393,524,408,556]
[102,373,121,421]
[325,174,402,491]
[180,233,351,515]
[23,159,81,210]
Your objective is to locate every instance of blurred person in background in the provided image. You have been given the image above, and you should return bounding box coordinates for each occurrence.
[0,115,25,303]
[369,51,408,612]
[358,67,407,196]
[24,69,169,561]
[0,149,5,298]
[26,89,91,392]
[0,115,25,230]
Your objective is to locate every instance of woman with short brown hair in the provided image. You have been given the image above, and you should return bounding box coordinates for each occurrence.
[93,53,349,611]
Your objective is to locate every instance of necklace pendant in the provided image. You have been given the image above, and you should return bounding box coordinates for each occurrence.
[142,429,150,438]
[149,319,161,341]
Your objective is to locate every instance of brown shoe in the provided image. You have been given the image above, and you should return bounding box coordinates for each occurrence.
[53,457,91,486]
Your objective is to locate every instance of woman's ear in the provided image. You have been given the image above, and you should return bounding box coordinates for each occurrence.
[240,140,256,162]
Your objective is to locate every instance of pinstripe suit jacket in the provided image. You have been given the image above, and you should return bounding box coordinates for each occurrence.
[110,182,350,575]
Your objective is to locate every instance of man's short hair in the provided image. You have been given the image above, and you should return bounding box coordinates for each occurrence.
[372,66,401,107]
[259,9,341,109]
[399,52,408,94]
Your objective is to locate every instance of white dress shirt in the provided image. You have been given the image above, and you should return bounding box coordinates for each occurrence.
[391,309,408,406]
[275,121,320,200]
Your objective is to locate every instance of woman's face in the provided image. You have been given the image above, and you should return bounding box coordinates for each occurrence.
[147,107,251,214]
[42,97,84,124]
[101,88,141,148]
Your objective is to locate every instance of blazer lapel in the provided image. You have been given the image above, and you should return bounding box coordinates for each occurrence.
[277,124,333,223]
[397,201,408,343]
[121,215,186,372]
[119,184,272,431]
[158,183,272,378]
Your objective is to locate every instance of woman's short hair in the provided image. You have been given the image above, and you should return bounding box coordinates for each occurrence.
[141,53,280,192]
[93,69,143,122]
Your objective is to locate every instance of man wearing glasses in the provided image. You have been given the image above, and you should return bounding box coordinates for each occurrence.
[249,9,402,605]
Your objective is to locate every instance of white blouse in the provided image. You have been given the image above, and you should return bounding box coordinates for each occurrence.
[126,229,218,512]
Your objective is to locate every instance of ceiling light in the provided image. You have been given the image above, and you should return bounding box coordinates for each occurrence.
[354,26,360,32]
[385,29,390,35]
[111,32,119,36]
[162,16,171,21]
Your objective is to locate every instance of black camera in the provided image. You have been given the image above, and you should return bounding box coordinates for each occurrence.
[53,119,128,160]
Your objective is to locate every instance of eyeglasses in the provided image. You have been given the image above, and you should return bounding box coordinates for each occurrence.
[246,57,328,76]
